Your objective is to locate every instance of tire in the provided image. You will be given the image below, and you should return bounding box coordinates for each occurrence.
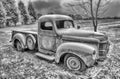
[64,54,86,72]
[16,40,24,52]
[26,35,36,50]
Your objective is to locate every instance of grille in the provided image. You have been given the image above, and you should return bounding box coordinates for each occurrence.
[99,43,107,50]
[99,51,105,56]
[99,43,107,56]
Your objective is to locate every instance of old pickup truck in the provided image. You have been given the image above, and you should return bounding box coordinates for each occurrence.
[11,14,110,72]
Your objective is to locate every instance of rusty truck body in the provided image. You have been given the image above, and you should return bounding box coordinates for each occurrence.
[11,14,110,72]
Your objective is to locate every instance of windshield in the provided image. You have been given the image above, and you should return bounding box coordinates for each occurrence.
[56,20,74,30]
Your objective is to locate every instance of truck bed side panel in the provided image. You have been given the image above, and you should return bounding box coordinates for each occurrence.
[11,30,38,49]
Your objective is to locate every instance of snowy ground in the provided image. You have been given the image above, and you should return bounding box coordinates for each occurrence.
[0,22,120,79]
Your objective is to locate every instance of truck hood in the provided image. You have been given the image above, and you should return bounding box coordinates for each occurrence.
[57,28,105,38]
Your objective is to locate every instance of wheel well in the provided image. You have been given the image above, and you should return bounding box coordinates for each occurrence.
[59,53,87,71]
[59,53,68,64]
[59,53,85,65]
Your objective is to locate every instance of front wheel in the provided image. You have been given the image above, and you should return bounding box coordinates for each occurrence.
[64,54,86,72]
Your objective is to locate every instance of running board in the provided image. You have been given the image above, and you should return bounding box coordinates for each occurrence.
[35,53,55,61]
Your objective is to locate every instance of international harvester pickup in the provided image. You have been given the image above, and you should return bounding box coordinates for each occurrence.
[11,14,110,72]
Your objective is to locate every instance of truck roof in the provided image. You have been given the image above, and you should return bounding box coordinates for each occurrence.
[38,14,73,22]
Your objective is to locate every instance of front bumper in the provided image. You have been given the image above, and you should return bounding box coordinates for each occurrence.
[94,41,110,66]
[97,40,110,60]
[86,40,110,67]
[94,57,108,66]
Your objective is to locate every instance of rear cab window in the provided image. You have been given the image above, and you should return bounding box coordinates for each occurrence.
[41,22,53,30]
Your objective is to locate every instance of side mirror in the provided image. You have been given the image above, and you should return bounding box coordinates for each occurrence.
[77,25,81,29]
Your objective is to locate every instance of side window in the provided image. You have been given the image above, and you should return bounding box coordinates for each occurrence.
[41,22,53,30]
[64,21,73,29]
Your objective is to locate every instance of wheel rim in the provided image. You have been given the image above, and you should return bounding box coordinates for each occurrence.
[66,57,81,71]
[16,41,22,51]
[27,37,34,49]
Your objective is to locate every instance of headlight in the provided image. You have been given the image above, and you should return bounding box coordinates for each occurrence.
[93,51,97,60]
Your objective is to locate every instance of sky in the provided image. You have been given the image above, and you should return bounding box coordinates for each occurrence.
[15,0,120,17]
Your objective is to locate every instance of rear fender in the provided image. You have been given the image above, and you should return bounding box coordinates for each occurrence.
[12,33,26,48]
[26,34,36,45]
[55,42,96,66]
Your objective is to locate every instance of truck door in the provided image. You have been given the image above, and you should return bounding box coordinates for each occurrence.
[38,21,56,54]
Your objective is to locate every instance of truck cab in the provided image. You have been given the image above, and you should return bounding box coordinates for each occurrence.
[11,14,110,73]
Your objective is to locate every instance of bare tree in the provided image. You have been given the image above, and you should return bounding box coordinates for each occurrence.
[63,0,111,32]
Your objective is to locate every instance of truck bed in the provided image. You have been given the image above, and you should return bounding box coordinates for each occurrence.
[11,28,38,42]
[13,28,38,35]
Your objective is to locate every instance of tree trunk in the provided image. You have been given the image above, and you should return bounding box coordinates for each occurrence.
[90,0,96,32]
[92,20,97,32]
[94,0,101,32]
[94,17,98,32]
[90,0,101,32]
[94,24,97,32]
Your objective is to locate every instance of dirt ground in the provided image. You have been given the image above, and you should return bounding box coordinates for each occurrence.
[0,23,120,79]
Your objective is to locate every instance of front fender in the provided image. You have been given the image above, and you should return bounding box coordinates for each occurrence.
[55,42,96,66]
[12,33,26,48]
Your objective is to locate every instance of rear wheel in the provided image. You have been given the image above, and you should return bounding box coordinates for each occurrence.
[16,40,24,52]
[64,54,86,72]
[26,35,36,50]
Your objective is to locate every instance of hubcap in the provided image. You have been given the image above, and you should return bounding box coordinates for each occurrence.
[67,57,81,71]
